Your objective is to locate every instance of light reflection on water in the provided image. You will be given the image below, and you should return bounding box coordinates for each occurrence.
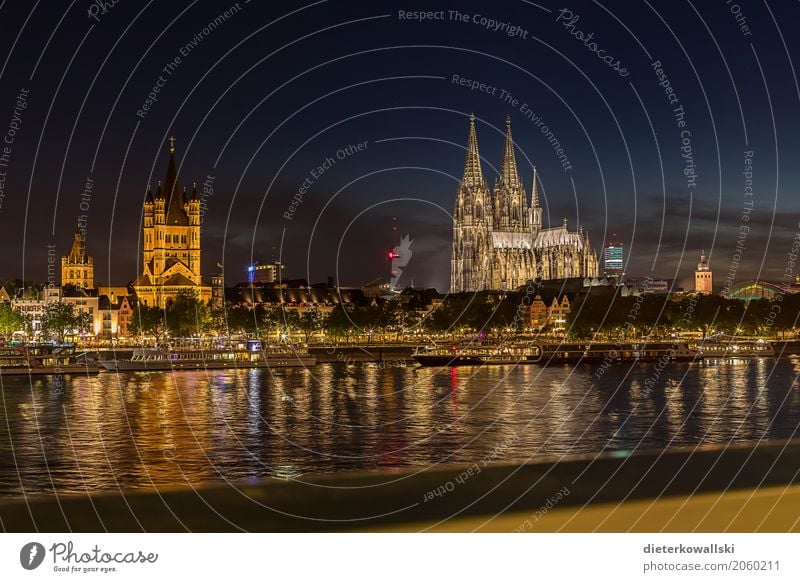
[1,357,799,496]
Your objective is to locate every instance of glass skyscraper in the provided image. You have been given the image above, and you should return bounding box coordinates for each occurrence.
[603,237,624,276]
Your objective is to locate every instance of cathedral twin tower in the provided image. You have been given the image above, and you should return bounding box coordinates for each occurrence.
[450,115,599,293]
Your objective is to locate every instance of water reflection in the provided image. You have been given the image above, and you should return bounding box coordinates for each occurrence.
[1,359,799,496]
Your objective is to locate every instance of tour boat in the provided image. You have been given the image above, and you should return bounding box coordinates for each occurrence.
[413,341,698,367]
[0,343,100,375]
[101,341,316,371]
[413,344,542,367]
[694,338,774,359]
[538,342,698,363]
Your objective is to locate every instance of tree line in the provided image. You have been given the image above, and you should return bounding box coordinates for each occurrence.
[4,288,799,344]
[566,291,800,338]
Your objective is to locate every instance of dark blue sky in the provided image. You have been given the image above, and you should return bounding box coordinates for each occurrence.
[0,0,798,292]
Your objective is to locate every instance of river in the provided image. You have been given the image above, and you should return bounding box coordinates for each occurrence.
[1,358,799,496]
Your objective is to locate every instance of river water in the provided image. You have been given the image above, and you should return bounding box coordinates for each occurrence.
[1,358,799,496]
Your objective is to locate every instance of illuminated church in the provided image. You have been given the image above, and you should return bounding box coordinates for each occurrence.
[450,115,599,293]
[61,221,94,289]
[133,138,211,307]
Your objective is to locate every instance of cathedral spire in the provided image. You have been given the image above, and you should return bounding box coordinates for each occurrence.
[163,138,189,225]
[500,115,520,188]
[462,113,484,188]
[531,166,540,207]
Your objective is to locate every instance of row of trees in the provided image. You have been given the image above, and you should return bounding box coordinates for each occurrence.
[6,288,799,344]
[130,295,408,344]
[566,292,800,339]
[129,292,329,343]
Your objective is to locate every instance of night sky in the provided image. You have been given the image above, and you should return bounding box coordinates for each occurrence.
[0,0,798,292]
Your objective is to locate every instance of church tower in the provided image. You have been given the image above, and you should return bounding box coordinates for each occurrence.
[493,116,528,231]
[695,250,713,294]
[61,221,94,289]
[133,137,210,308]
[451,114,493,293]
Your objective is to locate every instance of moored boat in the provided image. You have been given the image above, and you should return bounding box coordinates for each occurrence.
[101,340,316,371]
[539,342,698,364]
[413,344,542,367]
[0,343,100,375]
[413,341,698,367]
[694,337,774,358]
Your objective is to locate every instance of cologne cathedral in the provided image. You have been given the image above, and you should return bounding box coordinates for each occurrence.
[450,115,599,293]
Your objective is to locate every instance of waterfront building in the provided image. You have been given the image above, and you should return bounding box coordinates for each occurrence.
[133,138,211,308]
[98,295,119,338]
[229,279,367,313]
[11,290,48,335]
[528,294,548,330]
[547,295,571,330]
[62,286,100,336]
[450,115,599,293]
[97,286,130,304]
[12,285,100,338]
[211,271,225,309]
[117,296,134,337]
[61,222,94,289]
[695,251,713,294]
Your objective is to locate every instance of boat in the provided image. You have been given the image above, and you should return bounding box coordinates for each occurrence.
[413,343,542,367]
[769,339,800,356]
[413,341,698,367]
[694,337,774,359]
[0,343,100,375]
[101,340,316,371]
[538,341,698,364]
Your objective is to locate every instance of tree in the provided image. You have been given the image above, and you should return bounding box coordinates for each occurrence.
[40,302,77,343]
[75,310,93,336]
[255,304,280,341]
[129,305,167,344]
[218,304,251,337]
[277,308,301,342]
[0,303,26,338]
[165,290,210,337]
[296,308,323,343]
[325,304,356,342]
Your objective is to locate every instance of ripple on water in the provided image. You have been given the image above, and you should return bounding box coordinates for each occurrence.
[0,359,798,495]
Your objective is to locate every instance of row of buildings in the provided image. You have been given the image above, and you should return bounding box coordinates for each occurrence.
[2,124,795,342]
[0,140,436,340]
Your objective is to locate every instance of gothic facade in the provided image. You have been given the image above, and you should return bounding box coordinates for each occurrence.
[133,139,211,308]
[450,115,599,293]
